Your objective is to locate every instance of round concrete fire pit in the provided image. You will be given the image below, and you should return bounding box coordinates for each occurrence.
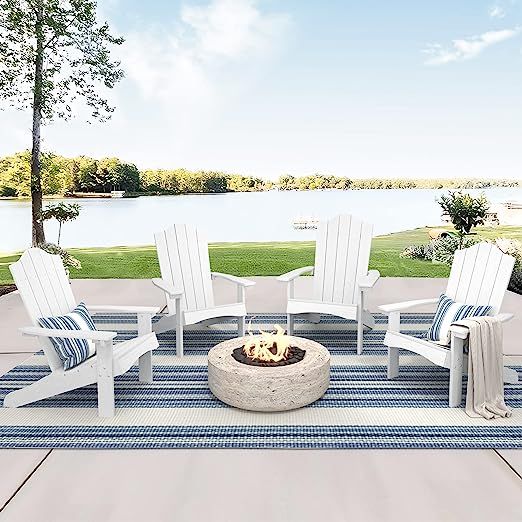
[208,336,330,412]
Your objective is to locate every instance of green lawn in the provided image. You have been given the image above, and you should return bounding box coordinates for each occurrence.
[1,226,521,285]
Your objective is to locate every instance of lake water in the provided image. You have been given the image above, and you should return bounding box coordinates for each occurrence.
[1,188,520,252]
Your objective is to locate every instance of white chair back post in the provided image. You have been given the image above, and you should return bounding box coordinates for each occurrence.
[154,224,215,315]
[445,242,515,314]
[10,248,77,371]
[312,215,373,305]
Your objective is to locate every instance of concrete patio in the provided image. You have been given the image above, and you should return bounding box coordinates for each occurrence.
[0,277,521,522]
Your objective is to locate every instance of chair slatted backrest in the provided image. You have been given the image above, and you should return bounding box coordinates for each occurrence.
[155,224,214,314]
[313,215,374,305]
[10,248,77,371]
[445,242,515,314]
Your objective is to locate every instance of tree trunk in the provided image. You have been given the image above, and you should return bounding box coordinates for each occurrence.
[31,3,45,246]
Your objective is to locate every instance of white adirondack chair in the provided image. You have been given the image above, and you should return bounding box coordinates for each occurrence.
[5,248,159,417]
[152,224,255,357]
[380,242,519,407]
[277,215,380,354]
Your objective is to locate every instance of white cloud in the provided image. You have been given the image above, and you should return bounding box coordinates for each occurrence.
[489,5,506,18]
[423,27,520,65]
[181,0,286,59]
[120,0,290,112]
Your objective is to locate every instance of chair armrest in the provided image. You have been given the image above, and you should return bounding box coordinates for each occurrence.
[88,305,161,315]
[379,298,439,313]
[277,266,314,282]
[20,326,117,342]
[152,278,184,299]
[496,313,515,323]
[358,270,380,289]
[211,272,255,287]
[449,313,515,340]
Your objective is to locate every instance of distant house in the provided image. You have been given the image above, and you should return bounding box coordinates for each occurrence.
[441,201,522,227]
[493,201,522,226]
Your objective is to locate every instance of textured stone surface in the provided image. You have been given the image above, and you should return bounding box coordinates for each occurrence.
[208,336,330,412]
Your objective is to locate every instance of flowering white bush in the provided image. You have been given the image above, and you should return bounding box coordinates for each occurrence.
[37,243,82,271]
[400,244,434,260]
[400,236,481,264]
[431,236,481,265]
[493,238,522,270]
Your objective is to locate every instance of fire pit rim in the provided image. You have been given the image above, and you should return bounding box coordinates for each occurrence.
[209,335,328,376]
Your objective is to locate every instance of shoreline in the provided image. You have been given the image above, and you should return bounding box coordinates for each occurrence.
[2,185,521,201]
[3,225,522,257]
[2,226,521,285]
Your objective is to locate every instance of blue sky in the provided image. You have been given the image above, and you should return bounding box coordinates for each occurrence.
[1,0,521,179]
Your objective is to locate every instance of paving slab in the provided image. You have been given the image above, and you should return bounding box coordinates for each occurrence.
[0,292,39,354]
[0,449,521,522]
[0,355,51,511]
[0,450,49,512]
[498,450,522,478]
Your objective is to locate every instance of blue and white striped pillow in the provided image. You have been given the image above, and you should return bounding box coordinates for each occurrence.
[427,294,492,346]
[38,302,97,370]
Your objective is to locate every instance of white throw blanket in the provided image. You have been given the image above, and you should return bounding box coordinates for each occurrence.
[453,316,512,419]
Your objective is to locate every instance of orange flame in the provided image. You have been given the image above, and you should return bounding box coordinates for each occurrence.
[243,324,290,363]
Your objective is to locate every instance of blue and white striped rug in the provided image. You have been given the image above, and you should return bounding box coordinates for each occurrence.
[0,313,520,449]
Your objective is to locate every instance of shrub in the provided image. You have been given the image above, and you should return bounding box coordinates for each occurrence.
[0,186,17,197]
[37,243,82,273]
[400,243,434,261]
[493,238,522,295]
[431,235,481,265]
[509,270,522,295]
[493,238,522,271]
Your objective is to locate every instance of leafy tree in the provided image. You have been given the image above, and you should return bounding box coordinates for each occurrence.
[438,191,489,247]
[201,171,228,193]
[0,0,124,245]
[278,175,296,190]
[228,174,265,192]
[40,202,80,244]
[73,156,99,192]
[0,151,31,196]
[98,157,140,192]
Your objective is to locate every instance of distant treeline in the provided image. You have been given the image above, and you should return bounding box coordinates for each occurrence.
[278,175,520,190]
[0,151,519,197]
[0,151,267,197]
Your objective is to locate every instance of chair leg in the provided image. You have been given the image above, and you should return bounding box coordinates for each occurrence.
[357,310,364,355]
[96,340,115,418]
[175,297,183,358]
[3,372,75,408]
[356,291,366,355]
[138,313,153,383]
[449,337,464,407]
[238,316,245,337]
[287,314,294,335]
[386,311,401,379]
[176,320,183,358]
[138,351,153,383]
[387,347,399,379]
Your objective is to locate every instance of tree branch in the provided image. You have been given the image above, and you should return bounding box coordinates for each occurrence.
[24,0,40,16]
[42,9,77,50]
